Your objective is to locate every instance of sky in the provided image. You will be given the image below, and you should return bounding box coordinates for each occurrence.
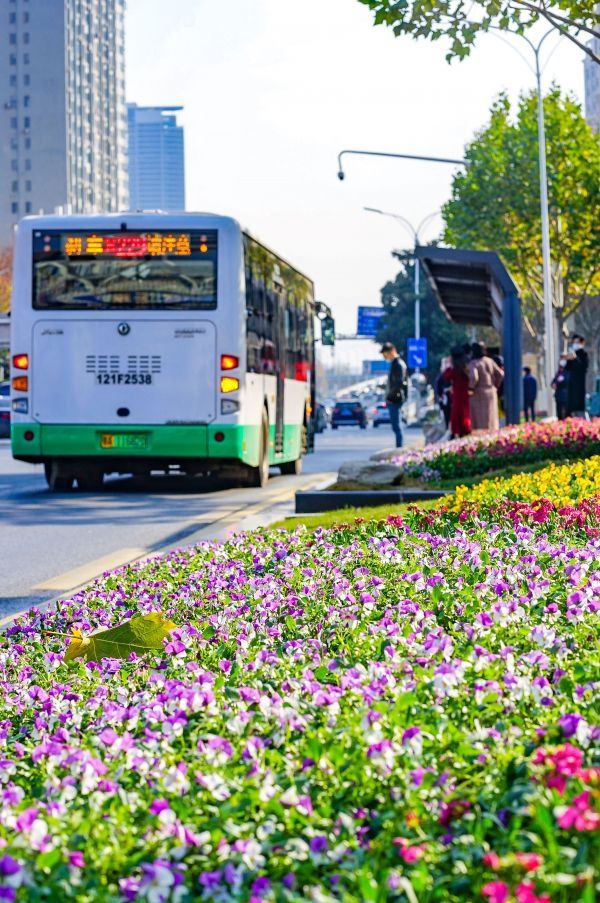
[126,0,585,369]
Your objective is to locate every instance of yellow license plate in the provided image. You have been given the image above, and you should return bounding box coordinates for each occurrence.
[100,433,147,450]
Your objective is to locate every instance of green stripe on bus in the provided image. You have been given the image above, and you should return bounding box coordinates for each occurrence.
[11,422,303,466]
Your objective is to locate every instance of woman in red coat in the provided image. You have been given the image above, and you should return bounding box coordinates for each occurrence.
[443,345,472,438]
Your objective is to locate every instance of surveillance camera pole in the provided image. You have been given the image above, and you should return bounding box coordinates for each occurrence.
[337,149,467,181]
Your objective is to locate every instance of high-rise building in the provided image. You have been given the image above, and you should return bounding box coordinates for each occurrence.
[0,0,128,246]
[127,104,185,211]
[584,37,600,132]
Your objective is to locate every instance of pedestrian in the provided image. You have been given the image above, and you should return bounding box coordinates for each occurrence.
[565,334,589,418]
[492,354,505,421]
[380,341,408,448]
[443,345,472,439]
[551,359,570,420]
[523,367,537,422]
[435,357,452,430]
[468,342,503,431]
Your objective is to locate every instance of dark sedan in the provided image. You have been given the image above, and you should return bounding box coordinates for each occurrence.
[331,400,367,429]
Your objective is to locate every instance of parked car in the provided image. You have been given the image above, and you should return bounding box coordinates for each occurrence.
[314,402,328,433]
[331,400,367,429]
[372,402,391,428]
[0,382,10,439]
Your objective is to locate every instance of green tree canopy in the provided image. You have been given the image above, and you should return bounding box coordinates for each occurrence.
[376,255,468,379]
[358,0,600,62]
[443,89,600,346]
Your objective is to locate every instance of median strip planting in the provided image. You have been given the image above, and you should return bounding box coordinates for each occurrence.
[0,458,598,901]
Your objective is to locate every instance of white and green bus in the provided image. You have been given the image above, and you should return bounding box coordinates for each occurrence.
[10,213,316,490]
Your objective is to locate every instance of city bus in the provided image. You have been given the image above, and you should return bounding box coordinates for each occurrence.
[10,213,316,490]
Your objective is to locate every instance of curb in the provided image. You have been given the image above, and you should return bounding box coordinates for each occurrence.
[295,488,450,514]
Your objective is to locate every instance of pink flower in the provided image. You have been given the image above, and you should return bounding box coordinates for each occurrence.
[515,853,543,872]
[515,880,551,903]
[393,838,425,862]
[482,852,502,870]
[556,791,600,832]
[481,881,509,903]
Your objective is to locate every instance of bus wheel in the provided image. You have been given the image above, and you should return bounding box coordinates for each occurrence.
[280,457,302,475]
[44,462,74,492]
[280,423,305,475]
[76,471,104,492]
[248,410,269,488]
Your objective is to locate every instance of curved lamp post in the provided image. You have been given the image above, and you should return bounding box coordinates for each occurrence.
[364,207,440,343]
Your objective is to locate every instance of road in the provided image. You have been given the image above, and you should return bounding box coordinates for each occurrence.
[0,425,422,620]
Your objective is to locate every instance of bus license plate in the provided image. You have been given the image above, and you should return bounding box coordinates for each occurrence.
[100,433,147,450]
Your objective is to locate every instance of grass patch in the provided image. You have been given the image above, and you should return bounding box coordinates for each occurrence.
[269,498,440,531]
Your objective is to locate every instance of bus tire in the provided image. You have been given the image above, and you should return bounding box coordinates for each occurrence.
[247,410,269,488]
[280,457,302,475]
[44,461,74,492]
[76,471,104,492]
[280,422,306,475]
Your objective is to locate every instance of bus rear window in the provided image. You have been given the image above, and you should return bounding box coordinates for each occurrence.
[32,230,217,310]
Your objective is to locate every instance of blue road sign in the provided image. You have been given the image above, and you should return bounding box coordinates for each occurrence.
[407,337,428,369]
[362,359,389,376]
[357,306,385,337]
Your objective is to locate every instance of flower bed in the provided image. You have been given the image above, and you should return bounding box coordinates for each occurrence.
[0,492,598,900]
[446,455,600,512]
[388,419,600,483]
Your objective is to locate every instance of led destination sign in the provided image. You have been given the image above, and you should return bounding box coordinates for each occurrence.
[32,229,218,311]
[43,232,211,258]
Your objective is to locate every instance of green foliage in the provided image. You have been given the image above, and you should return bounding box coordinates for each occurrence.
[63,612,177,662]
[443,89,600,343]
[358,0,600,63]
[376,257,468,377]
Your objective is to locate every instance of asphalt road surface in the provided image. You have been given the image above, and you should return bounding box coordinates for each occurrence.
[0,424,422,620]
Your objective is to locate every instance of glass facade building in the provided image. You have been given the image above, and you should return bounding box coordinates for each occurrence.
[0,0,128,246]
[127,104,185,211]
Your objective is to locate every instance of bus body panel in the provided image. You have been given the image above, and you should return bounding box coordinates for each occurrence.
[32,319,217,426]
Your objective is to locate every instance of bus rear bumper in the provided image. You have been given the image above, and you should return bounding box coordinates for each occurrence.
[11,423,263,467]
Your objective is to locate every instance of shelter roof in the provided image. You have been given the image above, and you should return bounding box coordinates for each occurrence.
[415,246,519,331]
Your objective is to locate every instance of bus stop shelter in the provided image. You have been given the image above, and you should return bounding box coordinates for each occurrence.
[415,246,522,425]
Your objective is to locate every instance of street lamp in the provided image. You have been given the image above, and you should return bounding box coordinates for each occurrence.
[364,207,440,342]
[487,27,558,413]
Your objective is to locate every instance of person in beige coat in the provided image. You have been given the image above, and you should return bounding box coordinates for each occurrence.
[468,342,504,431]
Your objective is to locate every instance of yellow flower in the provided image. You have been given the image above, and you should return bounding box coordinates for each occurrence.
[443,456,600,511]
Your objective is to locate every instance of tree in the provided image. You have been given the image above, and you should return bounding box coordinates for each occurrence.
[0,247,11,314]
[443,89,600,349]
[358,0,600,63]
[376,255,468,380]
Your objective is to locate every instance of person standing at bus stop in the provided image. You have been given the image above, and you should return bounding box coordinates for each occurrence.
[380,341,408,447]
[523,367,537,422]
[565,335,589,418]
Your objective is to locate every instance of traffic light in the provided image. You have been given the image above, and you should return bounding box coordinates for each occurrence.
[321,316,335,346]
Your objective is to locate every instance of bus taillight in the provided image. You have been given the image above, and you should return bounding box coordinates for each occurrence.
[221,354,239,370]
[12,376,28,392]
[12,354,29,370]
